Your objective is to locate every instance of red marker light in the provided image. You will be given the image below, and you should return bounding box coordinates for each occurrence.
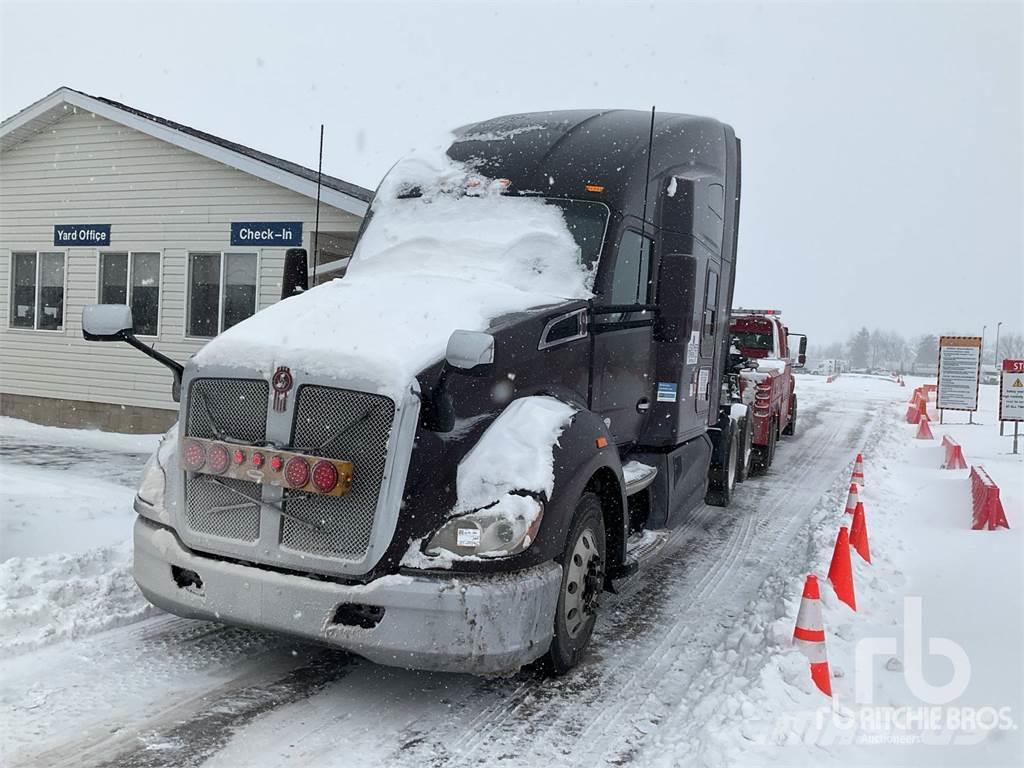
[285,457,310,488]
[270,455,284,472]
[251,452,265,468]
[182,439,206,471]
[311,460,339,493]
[233,449,246,465]
[207,444,230,475]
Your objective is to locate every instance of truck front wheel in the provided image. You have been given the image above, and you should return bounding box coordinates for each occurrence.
[706,422,737,507]
[783,395,797,436]
[546,493,606,675]
[751,416,778,475]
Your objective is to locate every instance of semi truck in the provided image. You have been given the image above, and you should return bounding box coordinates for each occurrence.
[83,109,745,675]
[728,309,806,474]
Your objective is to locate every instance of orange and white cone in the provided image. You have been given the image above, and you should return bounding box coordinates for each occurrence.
[793,574,832,697]
[851,453,866,486]
[828,526,857,611]
[850,503,871,563]
[844,483,860,515]
[915,413,934,440]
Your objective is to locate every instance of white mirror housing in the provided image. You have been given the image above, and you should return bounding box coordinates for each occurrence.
[82,304,134,341]
[446,330,495,371]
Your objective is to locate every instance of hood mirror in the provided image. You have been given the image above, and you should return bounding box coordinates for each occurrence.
[445,330,495,373]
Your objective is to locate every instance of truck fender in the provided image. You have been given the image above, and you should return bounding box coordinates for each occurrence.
[708,410,738,467]
[532,408,629,570]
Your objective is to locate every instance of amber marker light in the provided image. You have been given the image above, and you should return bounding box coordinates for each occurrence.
[596,436,609,449]
[585,183,605,193]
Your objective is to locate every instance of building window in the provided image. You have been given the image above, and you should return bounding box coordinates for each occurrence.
[187,252,258,338]
[99,252,161,336]
[10,251,65,331]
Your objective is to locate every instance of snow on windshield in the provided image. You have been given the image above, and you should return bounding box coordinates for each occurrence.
[193,144,594,397]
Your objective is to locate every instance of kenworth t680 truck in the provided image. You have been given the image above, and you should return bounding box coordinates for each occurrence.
[83,110,744,674]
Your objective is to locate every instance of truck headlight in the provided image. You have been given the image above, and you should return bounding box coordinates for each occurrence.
[136,423,177,515]
[425,496,544,559]
[137,451,166,508]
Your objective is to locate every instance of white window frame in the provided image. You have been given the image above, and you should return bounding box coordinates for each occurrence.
[96,250,163,338]
[7,250,68,333]
[184,250,261,340]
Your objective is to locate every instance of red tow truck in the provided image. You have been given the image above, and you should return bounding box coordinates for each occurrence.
[729,309,807,473]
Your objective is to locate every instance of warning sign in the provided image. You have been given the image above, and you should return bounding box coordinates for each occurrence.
[936,336,982,411]
[1000,359,1024,422]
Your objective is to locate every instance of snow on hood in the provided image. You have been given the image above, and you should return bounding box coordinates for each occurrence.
[193,144,594,397]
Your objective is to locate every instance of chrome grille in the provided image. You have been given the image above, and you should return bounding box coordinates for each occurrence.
[184,378,268,543]
[282,386,395,559]
[185,475,261,541]
[186,378,268,443]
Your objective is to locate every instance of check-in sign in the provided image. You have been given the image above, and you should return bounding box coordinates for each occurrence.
[936,336,982,411]
[230,222,303,247]
[1000,359,1024,422]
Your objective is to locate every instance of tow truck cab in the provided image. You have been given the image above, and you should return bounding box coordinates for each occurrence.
[82,109,742,675]
[729,309,807,473]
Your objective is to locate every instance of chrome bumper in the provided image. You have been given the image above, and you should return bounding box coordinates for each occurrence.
[133,518,561,675]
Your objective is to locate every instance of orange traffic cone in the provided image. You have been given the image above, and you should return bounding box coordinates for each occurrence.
[844,483,860,515]
[793,575,832,697]
[828,526,856,611]
[850,503,871,563]
[915,413,934,440]
[851,453,865,486]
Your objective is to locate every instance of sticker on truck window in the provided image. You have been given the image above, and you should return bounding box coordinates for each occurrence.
[687,331,700,365]
[657,382,678,403]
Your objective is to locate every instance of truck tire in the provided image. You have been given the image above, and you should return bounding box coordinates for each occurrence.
[783,395,797,436]
[751,416,777,475]
[546,493,606,675]
[706,422,737,507]
[735,415,753,483]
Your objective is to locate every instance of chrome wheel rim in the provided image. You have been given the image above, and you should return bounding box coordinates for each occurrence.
[563,525,603,639]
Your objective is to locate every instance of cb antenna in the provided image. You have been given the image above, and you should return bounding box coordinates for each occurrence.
[311,123,324,284]
[638,106,656,300]
[640,105,656,236]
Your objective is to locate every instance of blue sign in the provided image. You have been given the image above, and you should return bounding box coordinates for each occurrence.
[54,224,111,246]
[230,221,303,247]
[656,382,679,403]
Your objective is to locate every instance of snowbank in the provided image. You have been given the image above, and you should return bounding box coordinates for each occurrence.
[0,418,158,656]
[0,543,154,658]
[194,146,594,397]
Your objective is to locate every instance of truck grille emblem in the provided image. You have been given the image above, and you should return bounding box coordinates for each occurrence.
[272,366,294,412]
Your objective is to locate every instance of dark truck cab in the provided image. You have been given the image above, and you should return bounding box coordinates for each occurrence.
[83,110,743,674]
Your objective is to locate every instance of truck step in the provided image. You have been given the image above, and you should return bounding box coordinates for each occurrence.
[622,460,658,496]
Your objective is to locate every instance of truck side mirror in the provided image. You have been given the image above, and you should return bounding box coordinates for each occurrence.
[445,330,495,374]
[81,304,184,401]
[282,248,309,299]
[787,333,808,369]
[82,304,134,341]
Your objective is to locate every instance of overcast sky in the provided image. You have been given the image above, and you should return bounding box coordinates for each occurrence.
[2,1,1020,345]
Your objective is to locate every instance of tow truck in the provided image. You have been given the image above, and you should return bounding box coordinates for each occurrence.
[82,109,743,675]
[728,308,806,473]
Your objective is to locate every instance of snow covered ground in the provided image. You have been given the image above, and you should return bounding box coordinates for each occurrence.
[1,379,1020,767]
[0,417,159,657]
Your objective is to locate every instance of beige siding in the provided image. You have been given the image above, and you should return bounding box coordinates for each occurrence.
[0,109,361,411]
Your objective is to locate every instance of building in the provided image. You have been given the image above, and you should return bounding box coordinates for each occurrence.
[0,87,371,432]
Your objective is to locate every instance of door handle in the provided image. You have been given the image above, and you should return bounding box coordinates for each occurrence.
[636,398,651,413]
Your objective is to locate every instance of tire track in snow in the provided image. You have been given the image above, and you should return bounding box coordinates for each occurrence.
[387,394,879,767]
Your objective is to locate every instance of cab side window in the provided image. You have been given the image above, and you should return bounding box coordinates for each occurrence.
[597,230,652,323]
[700,267,719,353]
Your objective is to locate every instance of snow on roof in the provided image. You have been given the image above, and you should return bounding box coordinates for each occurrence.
[193,146,595,396]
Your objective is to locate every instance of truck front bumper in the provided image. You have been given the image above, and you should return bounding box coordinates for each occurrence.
[133,518,561,675]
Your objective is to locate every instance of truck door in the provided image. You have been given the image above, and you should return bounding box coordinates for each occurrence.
[695,262,720,423]
[591,226,655,446]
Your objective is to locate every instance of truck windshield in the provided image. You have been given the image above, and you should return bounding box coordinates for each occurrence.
[732,329,775,357]
[541,198,609,266]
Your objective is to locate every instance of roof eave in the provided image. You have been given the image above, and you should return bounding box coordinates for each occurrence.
[0,87,369,217]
